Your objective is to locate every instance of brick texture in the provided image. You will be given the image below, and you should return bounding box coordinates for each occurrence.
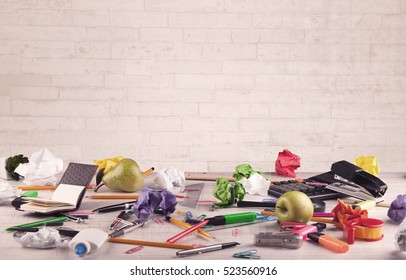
[0,0,405,172]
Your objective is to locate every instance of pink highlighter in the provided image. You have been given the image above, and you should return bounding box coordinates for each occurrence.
[292,225,319,240]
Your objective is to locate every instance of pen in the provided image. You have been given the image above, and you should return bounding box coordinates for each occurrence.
[108,238,196,250]
[261,210,334,221]
[236,201,276,208]
[307,232,349,253]
[87,194,186,199]
[5,216,68,231]
[165,216,214,239]
[86,194,140,199]
[166,220,209,244]
[176,242,240,257]
[92,200,138,213]
[204,212,258,226]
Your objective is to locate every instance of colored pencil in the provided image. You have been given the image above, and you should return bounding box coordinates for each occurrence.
[165,216,214,240]
[166,220,209,244]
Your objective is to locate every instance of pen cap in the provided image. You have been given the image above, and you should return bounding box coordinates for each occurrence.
[69,228,108,257]
[254,232,303,249]
[224,212,257,224]
[308,233,349,253]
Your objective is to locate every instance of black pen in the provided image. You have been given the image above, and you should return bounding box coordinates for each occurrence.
[236,201,276,208]
[176,242,240,257]
[92,200,138,213]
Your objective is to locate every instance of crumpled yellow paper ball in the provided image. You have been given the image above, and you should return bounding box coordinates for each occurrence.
[354,156,380,176]
[93,156,124,173]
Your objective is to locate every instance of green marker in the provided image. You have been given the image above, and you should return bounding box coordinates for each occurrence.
[204,212,257,226]
[5,216,68,232]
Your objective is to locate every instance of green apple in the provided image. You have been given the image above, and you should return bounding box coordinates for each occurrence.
[275,191,314,223]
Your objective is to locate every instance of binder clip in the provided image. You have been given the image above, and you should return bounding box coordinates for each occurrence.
[343,218,384,244]
[233,249,260,259]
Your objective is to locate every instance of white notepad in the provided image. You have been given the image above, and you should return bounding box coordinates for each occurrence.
[20,184,86,213]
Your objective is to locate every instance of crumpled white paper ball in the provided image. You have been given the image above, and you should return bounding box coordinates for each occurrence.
[153,167,186,192]
[238,173,269,196]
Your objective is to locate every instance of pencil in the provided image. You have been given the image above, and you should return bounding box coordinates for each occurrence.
[108,237,196,250]
[165,216,214,240]
[18,185,94,191]
[142,167,154,177]
[310,217,334,224]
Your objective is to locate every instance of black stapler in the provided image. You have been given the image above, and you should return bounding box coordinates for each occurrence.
[330,160,387,198]
[308,160,387,202]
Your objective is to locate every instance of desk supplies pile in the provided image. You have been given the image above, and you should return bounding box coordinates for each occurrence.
[3,153,404,259]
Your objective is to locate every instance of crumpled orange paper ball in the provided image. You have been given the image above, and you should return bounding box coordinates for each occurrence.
[354,156,380,176]
[331,199,369,230]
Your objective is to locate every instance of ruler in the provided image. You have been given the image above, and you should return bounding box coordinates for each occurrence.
[178,183,205,209]
[184,172,235,182]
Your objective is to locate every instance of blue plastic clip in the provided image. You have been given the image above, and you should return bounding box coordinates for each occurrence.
[232,249,260,259]
[185,211,193,220]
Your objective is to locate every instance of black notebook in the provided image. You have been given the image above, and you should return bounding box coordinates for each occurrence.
[19,162,97,214]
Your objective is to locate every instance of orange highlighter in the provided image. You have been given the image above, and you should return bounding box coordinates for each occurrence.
[307,233,349,253]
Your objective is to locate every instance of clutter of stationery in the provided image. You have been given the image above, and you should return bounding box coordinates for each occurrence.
[1,148,406,259]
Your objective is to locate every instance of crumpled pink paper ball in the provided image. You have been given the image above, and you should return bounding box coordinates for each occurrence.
[275,149,301,177]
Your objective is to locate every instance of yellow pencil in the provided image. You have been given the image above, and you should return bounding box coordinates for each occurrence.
[18,185,94,191]
[142,167,154,177]
[165,216,215,240]
[108,237,196,250]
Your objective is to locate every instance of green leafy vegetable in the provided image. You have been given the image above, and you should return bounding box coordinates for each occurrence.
[5,154,29,180]
[213,178,246,207]
[233,163,263,181]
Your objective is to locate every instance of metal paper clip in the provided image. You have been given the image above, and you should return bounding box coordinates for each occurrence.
[233,249,260,259]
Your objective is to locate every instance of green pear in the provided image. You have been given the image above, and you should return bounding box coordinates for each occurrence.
[102,158,144,193]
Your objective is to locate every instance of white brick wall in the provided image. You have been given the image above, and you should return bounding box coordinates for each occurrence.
[1,0,405,173]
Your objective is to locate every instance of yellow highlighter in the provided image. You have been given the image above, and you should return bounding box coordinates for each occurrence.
[353,200,376,211]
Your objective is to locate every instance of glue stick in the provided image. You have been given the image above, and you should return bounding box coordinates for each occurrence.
[68,228,108,257]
